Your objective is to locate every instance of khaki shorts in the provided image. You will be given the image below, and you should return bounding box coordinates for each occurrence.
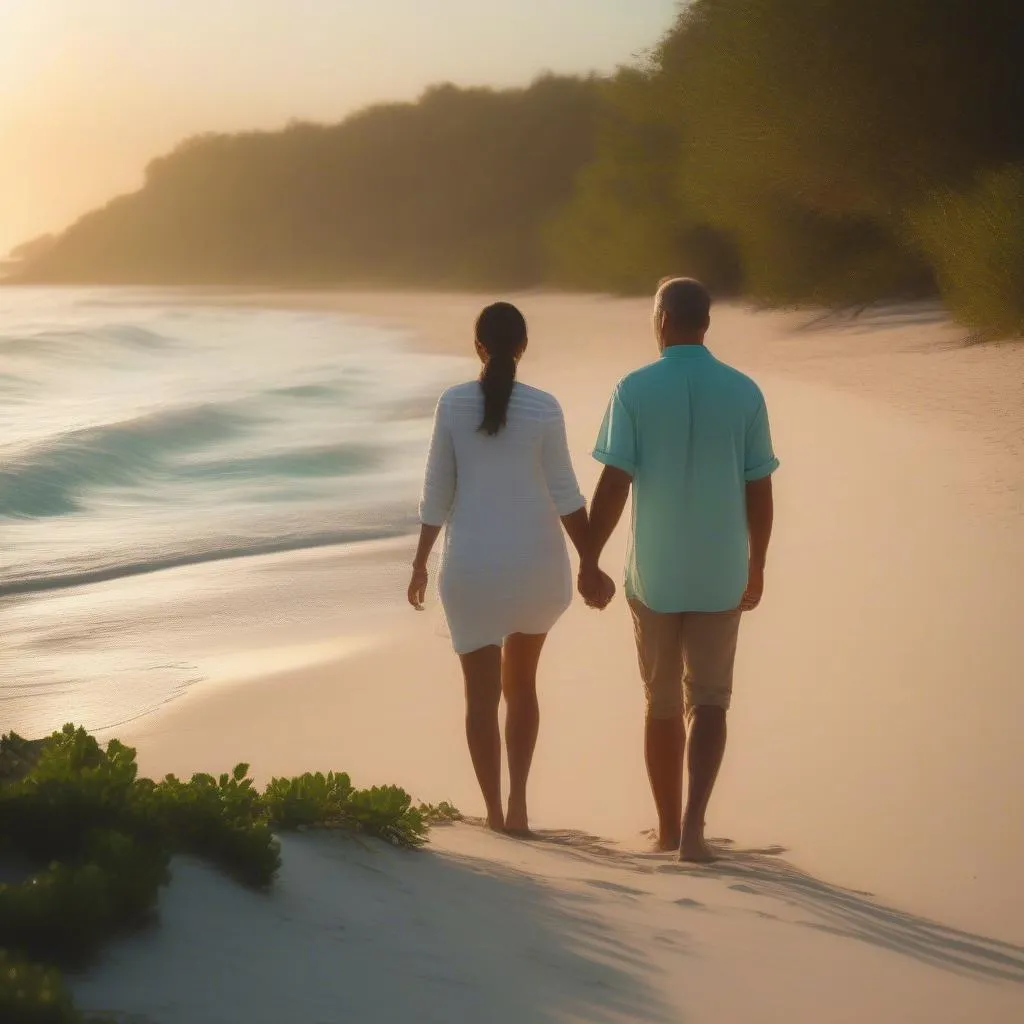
[628,598,742,719]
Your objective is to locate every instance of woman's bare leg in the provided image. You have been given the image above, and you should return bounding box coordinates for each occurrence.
[459,645,504,831]
[501,632,547,833]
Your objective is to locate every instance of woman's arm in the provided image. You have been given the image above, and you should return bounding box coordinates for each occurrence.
[409,396,455,609]
[541,403,586,519]
[408,524,442,609]
[418,397,456,527]
[559,506,591,563]
[542,405,615,608]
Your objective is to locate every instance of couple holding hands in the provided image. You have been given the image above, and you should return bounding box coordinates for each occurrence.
[408,278,778,861]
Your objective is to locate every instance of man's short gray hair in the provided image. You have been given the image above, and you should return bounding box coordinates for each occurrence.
[655,278,711,331]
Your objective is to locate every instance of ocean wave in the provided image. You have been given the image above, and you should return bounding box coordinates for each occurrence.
[180,443,380,481]
[266,383,343,401]
[0,404,250,518]
[0,323,175,358]
[96,324,176,350]
[0,526,408,598]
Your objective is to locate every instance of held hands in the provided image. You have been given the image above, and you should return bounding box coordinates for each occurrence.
[578,560,616,610]
[407,564,429,610]
[411,560,617,612]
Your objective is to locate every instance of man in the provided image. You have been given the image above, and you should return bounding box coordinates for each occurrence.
[578,278,778,862]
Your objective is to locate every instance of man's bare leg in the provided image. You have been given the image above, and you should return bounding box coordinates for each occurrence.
[501,632,546,834]
[459,646,504,832]
[680,705,727,862]
[645,713,685,851]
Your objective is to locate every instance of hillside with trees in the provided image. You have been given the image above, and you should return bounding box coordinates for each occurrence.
[13,0,1024,335]
[17,76,602,290]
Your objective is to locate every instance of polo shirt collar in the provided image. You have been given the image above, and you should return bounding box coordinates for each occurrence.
[660,344,710,359]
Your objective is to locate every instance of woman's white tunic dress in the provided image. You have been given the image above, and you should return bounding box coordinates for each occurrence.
[419,381,585,654]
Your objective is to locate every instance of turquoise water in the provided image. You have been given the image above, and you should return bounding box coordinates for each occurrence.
[0,288,466,732]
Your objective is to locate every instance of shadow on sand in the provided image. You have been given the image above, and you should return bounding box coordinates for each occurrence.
[791,301,950,334]
[72,830,676,1024]
[674,839,1023,984]
[487,823,1024,986]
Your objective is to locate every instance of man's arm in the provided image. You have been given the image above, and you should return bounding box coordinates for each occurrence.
[739,475,773,611]
[586,381,637,607]
[578,465,632,605]
[587,465,632,564]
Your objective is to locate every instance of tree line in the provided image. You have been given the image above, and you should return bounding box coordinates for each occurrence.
[14,0,1024,335]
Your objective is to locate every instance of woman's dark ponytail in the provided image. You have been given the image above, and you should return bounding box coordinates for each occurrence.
[475,302,527,436]
[479,348,517,436]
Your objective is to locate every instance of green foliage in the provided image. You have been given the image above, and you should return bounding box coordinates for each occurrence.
[0,950,115,1023]
[418,801,463,825]
[0,728,141,862]
[545,69,743,296]
[0,950,79,1024]
[551,0,1023,332]
[0,734,46,784]
[342,786,428,848]
[721,203,932,308]
[153,766,279,888]
[264,773,429,847]
[909,166,1024,337]
[263,771,354,830]
[0,831,168,965]
[0,724,456,1022]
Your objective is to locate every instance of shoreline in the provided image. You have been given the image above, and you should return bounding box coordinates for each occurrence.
[171,286,1024,464]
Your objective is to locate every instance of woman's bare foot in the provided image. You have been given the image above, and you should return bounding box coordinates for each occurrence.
[678,828,717,863]
[485,811,507,833]
[651,832,681,854]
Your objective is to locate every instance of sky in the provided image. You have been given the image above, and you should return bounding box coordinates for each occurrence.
[0,0,680,255]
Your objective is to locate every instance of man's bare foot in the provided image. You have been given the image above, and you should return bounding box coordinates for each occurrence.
[678,830,717,863]
[505,796,529,835]
[486,810,507,833]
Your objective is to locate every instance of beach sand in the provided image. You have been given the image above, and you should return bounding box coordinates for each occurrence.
[75,292,1023,1022]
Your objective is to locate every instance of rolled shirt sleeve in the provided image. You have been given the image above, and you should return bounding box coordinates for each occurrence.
[418,396,457,526]
[744,398,780,481]
[592,384,637,476]
[542,403,586,516]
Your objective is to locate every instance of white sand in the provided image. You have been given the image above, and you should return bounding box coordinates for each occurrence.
[76,292,1023,1022]
[71,824,1024,1024]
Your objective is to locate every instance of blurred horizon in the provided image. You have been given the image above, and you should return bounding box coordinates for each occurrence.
[0,0,678,255]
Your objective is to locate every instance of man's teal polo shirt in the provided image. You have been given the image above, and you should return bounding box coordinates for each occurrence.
[593,344,779,613]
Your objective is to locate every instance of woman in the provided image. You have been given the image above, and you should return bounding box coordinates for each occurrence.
[407,302,610,834]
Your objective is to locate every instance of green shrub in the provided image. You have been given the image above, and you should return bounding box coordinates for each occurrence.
[0,735,46,784]
[341,786,428,848]
[726,200,932,308]
[910,165,1024,337]
[154,766,279,888]
[0,949,80,1024]
[419,801,463,824]
[263,771,355,830]
[264,773,431,847]
[0,729,139,862]
[0,830,168,965]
